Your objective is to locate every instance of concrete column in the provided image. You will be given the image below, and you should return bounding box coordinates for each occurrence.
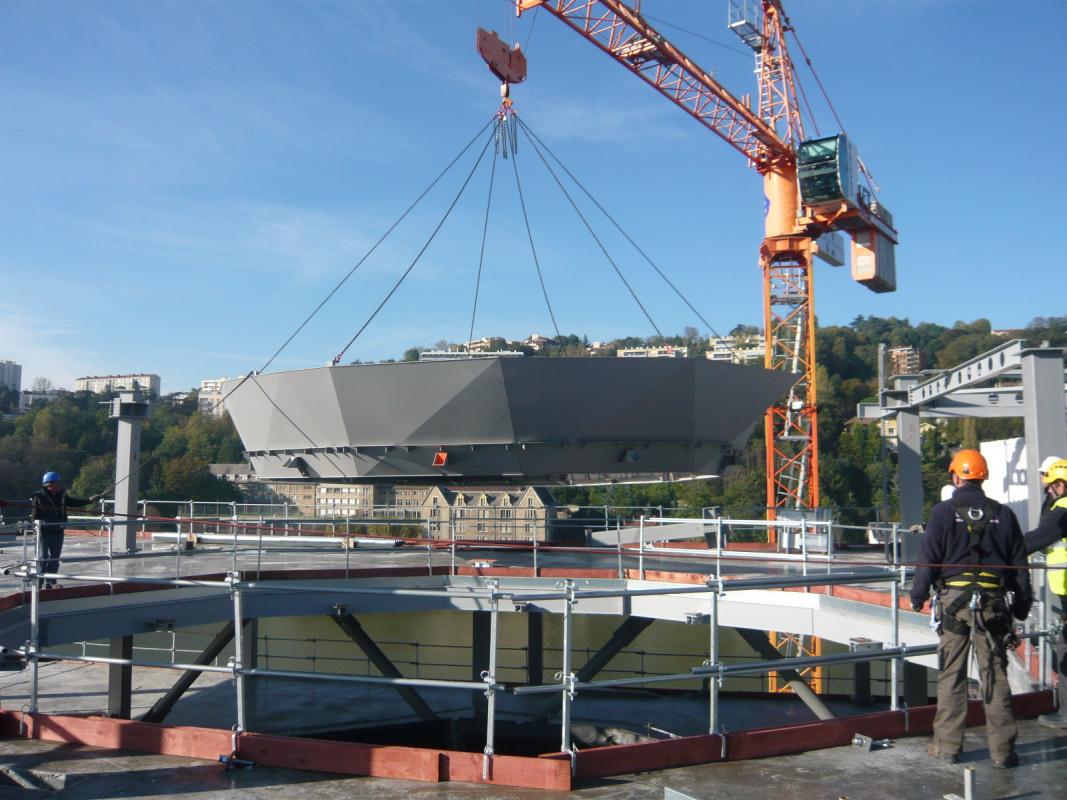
[109,390,149,554]
[472,611,491,715]
[848,637,878,707]
[903,661,928,708]
[527,612,544,685]
[108,635,133,718]
[243,618,258,728]
[896,409,924,528]
[1022,350,1067,528]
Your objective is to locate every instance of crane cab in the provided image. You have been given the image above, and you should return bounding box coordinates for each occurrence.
[798,133,897,293]
[797,134,860,210]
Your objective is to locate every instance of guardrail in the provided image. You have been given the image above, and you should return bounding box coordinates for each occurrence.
[6,510,1058,777]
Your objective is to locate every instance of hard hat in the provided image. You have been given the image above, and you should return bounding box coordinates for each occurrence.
[948,449,988,481]
[1042,459,1067,486]
[41,471,61,485]
[1040,455,1062,474]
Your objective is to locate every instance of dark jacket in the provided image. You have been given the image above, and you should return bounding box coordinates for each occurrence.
[30,488,93,530]
[1025,501,1067,555]
[911,483,1032,614]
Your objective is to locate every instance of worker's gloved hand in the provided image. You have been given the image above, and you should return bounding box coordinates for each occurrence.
[910,600,925,612]
[907,524,923,535]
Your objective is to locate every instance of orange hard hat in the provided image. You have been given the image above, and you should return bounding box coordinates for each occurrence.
[948,449,988,481]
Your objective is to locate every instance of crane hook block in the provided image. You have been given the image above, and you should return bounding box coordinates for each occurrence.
[477,27,527,85]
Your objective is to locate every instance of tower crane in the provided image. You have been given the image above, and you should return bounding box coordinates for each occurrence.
[513,0,898,520]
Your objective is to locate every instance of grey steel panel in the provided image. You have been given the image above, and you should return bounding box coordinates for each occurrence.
[224,358,794,483]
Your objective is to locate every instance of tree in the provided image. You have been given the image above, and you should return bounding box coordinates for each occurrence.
[402,347,421,362]
[32,377,53,393]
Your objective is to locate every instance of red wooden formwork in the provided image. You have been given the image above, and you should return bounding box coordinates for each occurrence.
[0,711,572,790]
[573,691,1053,779]
[0,692,1051,790]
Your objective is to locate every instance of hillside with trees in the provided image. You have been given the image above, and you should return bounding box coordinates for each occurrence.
[0,391,243,506]
[2,316,1063,524]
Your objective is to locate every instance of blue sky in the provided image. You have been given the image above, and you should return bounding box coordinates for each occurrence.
[2,1,1063,392]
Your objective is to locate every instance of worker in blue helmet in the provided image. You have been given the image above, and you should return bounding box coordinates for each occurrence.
[31,472,102,589]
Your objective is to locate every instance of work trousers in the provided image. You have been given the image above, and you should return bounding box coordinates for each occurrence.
[38,526,65,585]
[1055,596,1067,711]
[933,587,1017,760]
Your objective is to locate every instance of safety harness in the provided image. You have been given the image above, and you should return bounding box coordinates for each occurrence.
[936,499,1014,701]
[938,500,1012,638]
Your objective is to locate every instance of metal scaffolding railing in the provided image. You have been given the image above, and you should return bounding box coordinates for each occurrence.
[6,510,1059,777]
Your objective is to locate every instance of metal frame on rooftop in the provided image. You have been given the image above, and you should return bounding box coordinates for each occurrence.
[5,511,1059,778]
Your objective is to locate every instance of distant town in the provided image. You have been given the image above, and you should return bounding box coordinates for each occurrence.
[14,312,1049,540]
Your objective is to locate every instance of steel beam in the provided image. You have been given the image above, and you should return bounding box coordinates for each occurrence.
[331,614,437,722]
[107,635,133,718]
[536,615,654,718]
[905,340,1024,407]
[1022,350,1067,528]
[896,409,924,529]
[141,621,236,724]
[735,628,835,720]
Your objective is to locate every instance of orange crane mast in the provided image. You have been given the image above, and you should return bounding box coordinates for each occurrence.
[515,0,898,521]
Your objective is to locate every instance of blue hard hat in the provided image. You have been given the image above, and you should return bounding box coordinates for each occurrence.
[42,471,61,485]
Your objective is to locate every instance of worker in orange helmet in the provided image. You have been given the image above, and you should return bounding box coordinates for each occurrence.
[911,449,1031,768]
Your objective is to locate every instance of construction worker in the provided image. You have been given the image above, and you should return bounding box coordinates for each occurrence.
[1039,455,1063,514]
[911,449,1031,768]
[31,472,100,589]
[1024,457,1067,729]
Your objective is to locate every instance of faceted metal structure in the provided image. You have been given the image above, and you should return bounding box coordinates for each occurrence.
[223,358,794,485]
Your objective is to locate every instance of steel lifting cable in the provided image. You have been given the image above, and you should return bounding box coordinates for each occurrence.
[518,117,726,343]
[466,139,499,355]
[510,138,561,341]
[271,117,496,373]
[517,121,664,339]
[98,119,497,500]
[332,129,496,365]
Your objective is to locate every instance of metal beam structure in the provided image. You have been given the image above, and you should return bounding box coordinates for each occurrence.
[1022,350,1067,527]
[859,341,1067,530]
[331,613,437,723]
[107,635,133,718]
[141,621,236,724]
[735,628,834,720]
[536,615,654,719]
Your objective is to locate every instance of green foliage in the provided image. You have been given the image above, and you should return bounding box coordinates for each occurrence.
[0,394,243,505]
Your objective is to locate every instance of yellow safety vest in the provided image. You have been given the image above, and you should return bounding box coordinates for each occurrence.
[1048,496,1067,596]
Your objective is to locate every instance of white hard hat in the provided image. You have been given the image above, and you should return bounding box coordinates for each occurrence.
[1040,455,1062,474]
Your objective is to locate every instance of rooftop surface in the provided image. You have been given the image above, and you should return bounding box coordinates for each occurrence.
[0,527,1063,796]
[0,718,1063,799]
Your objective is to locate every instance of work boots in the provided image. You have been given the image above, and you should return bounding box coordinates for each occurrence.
[992,751,1019,769]
[926,742,959,764]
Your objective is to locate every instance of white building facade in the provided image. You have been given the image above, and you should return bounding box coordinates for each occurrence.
[75,373,161,397]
